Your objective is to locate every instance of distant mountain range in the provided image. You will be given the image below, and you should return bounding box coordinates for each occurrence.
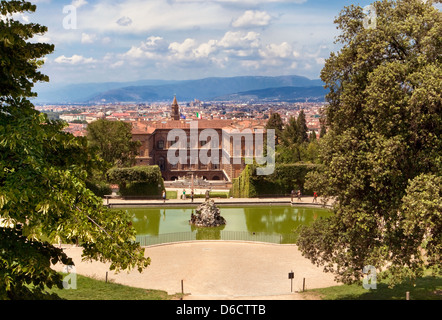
[33,75,327,104]
[213,86,327,103]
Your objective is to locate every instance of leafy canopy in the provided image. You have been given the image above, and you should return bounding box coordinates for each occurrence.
[298,0,441,286]
[87,119,141,170]
[0,1,150,300]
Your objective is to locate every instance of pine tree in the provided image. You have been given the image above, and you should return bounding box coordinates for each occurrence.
[296,110,309,144]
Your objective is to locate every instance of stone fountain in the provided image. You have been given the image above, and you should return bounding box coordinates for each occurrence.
[190,200,226,228]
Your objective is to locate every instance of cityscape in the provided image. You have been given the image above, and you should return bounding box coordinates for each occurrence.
[1,0,440,310]
[37,100,326,138]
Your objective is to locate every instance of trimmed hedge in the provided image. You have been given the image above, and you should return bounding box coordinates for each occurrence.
[106,165,165,197]
[86,180,112,198]
[231,163,320,198]
[231,165,257,198]
[193,192,229,199]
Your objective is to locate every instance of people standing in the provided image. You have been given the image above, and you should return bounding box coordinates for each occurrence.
[162,190,166,203]
[313,191,318,203]
[291,190,295,202]
[183,189,186,200]
[297,190,302,202]
[191,190,194,203]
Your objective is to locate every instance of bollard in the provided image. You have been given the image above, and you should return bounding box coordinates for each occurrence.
[106,272,108,283]
[303,278,306,292]
[406,292,410,300]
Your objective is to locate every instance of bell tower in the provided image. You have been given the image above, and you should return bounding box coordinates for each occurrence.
[171,95,180,121]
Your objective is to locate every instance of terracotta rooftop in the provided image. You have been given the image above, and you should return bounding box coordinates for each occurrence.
[132,119,267,135]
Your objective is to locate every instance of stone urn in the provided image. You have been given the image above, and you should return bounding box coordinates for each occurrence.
[190,200,226,228]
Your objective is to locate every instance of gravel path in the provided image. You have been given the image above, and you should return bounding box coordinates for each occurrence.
[54,241,339,300]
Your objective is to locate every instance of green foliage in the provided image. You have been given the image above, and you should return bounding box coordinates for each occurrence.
[278,111,320,164]
[0,2,150,300]
[0,226,71,300]
[193,192,229,199]
[48,274,179,300]
[298,0,442,287]
[305,273,442,300]
[232,165,257,198]
[106,166,164,197]
[87,119,141,170]
[230,164,319,197]
[0,1,53,99]
[85,180,112,198]
[266,112,284,145]
[297,110,309,144]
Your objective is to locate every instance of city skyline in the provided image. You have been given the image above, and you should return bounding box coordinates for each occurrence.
[26,0,375,88]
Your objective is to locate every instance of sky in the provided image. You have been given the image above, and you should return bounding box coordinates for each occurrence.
[22,0,379,85]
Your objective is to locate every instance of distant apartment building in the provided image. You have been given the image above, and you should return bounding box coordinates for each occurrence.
[59,114,86,122]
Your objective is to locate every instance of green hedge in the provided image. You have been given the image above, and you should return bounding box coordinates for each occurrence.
[193,192,229,199]
[106,166,165,197]
[230,163,320,198]
[86,180,112,198]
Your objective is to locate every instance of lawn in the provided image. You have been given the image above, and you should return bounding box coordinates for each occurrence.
[49,274,182,300]
[48,273,441,300]
[166,190,178,200]
[301,275,442,300]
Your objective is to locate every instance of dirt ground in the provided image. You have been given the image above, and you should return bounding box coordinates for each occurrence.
[53,241,339,300]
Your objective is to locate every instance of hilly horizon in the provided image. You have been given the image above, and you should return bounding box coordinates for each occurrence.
[213,86,327,103]
[33,75,326,104]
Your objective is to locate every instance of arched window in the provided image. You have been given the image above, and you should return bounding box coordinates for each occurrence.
[158,157,166,171]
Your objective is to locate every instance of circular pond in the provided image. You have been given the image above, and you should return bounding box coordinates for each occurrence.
[124,206,332,245]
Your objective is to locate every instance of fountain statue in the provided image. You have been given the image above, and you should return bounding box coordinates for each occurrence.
[190,200,226,228]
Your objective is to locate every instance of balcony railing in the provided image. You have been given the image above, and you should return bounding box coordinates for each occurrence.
[135,231,298,246]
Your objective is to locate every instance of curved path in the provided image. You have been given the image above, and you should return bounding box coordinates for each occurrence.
[55,241,339,300]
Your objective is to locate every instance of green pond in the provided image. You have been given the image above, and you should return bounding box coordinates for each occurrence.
[123,206,332,245]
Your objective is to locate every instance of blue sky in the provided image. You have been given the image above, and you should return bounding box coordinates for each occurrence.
[25,0,377,85]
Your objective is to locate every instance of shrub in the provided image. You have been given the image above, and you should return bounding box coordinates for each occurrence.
[86,180,112,198]
[106,166,164,197]
[230,163,320,198]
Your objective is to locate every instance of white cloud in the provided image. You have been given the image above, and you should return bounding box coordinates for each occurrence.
[77,0,230,33]
[32,35,52,44]
[110,61,125,68]
[102,37,112,45]
[81,33,96,44]
[123,36,169,60]
[315,57,326,65]
[232,10,273,28]
[54,55,96,65]
[38,0,334,82]
[194,40,218,58]
[218,31,261,49]
[259,42,293,59]
[175,0,307,3]
[71,0,88,8]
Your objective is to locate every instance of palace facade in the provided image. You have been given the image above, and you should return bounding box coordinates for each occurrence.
[132,97,267,182]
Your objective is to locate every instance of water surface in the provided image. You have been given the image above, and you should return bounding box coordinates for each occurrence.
[125,206,331,244]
